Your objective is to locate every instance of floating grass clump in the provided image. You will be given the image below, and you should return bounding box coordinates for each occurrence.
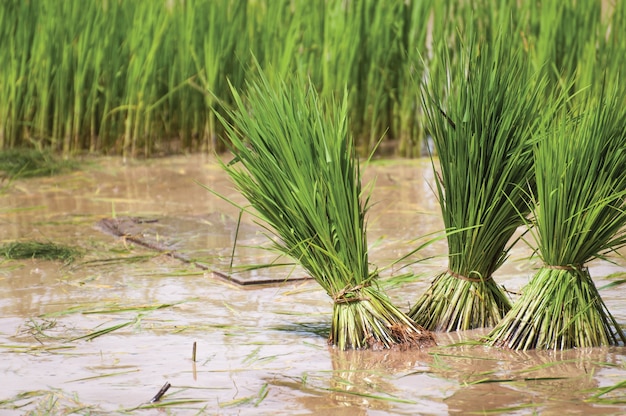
[215,71,435,350]
[0,241,82,263]
[0,148,77,178]
[408,30,548,331]
[488,83,626,350]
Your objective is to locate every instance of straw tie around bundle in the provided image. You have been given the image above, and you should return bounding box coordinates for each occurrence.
[333,283,371,304]
[543,264,586,272]
[446,269,492,283]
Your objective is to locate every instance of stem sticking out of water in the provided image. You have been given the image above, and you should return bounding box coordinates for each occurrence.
[149,382,171,403]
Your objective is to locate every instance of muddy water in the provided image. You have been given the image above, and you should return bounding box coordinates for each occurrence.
[1,154,625,415]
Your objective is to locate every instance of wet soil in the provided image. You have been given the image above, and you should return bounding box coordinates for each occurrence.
[1,154,625,415]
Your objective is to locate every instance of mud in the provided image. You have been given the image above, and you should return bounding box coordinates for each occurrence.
[1,154,625,415]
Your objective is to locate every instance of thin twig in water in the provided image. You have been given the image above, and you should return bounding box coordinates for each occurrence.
[149,382,171,403]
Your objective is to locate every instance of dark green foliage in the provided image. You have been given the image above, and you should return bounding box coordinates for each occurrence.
[1,241,82,263]
[0,149,77,178]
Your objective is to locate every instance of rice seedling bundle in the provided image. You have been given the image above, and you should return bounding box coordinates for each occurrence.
[215,71,435,350]
[488,82,626,350]
[408,30,548,331]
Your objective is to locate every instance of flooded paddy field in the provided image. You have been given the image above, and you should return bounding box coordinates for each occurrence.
[1,154,626,415]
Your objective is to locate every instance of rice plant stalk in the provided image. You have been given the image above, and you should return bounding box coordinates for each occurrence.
[215,70,435,350]
[408,28,547,331]
[488,81,626,350]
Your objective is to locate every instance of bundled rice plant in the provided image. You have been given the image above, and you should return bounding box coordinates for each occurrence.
[215,71,435,350]
[408,30,548,331]
[488,81,626,350]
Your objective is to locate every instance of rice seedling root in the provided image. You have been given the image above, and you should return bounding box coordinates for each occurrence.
[330,286,436,350]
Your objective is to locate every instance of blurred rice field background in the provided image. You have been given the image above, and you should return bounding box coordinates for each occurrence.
[1,0,624,159]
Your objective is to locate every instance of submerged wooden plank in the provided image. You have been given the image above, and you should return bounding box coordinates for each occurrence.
[95,216,311,286]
